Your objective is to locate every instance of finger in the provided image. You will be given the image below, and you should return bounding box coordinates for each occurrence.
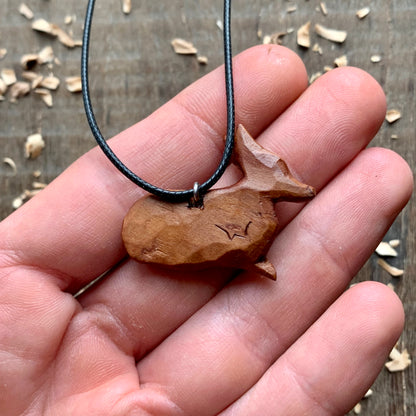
[78,67,388,359]
[136,148,413,415]
[0,45,307,290]
[222,282,404,416]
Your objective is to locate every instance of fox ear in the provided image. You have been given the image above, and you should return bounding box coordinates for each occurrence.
[233,124,280,178]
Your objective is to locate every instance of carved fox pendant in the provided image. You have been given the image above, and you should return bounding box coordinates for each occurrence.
[122,125,315,280]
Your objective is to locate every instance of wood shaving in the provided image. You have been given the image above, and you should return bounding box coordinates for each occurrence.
[9,82,30,102]
[390,134,399,140]
[35,88,53,107]
[12,196,24,210]
[216,20,223,31]
[356,7,370,19]
[309,72,322,83]
[353,403,362,414]
[297,21,311,48]
[389,239,401,248]
[32,181,47,189]
[385,109,401,123]
[39,76,60,90]
[197,56,208,65]
[65,76,82,92]
[286,4,297,13]
[324,65,333,72]
[18,3,34,20]
[364,389,373,398]
[32,75,44,89]
[0,48,7,59]
[22,71,38,82]
[122,0,131,14]
[315,23,347,43]
[38,46,54,64]
[3,157,17,175]
[1,68,17,86]
[65,15,73,25]
[385,347,411,372]
[334,55,348,67]
[32,19,78,48]
[376,241,398,257]
[171,38,197,55]
[25,133,45,159]
[264,32,287,45]
[320,2,328,16]
[33,170,42,178]
[371,54,382,63]
[20,53,39,69]
[387,282,395,291]
[0,78,7,95]
[312,43,323,55]
[377,258,404,277]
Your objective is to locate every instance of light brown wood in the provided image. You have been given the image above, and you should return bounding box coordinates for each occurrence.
[122,125,315,279]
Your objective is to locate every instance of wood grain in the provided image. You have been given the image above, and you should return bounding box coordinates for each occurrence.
[0,1,414,414]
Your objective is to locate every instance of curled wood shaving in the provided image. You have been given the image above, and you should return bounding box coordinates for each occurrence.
[65,76,82,92]
[3,157,17,175]
[9,82,31,102]
[315,23,347,43]
[297,21,311,48]
[18,3,34,20]
[334,55,348,67]
[386,109,401,123]
[377,258,404,277]
[376,241,398,257]
[386,347,411,372]
[21,53,39,69]
[356,7,370,19]
[171,38,197,55]
[32,19,78,48]
[1,68,17,86]
[25,133,45,159]
[122,0,131,14]
[320,2,328,16]
[0,48,7,59]
[39,76,60,90]
[35,88,53,107]
[370,54,381,63]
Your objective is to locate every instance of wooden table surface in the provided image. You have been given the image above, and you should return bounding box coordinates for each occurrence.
[0,1,414,414]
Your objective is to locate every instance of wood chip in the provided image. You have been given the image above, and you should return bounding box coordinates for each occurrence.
[38,46,54,64]
[122,0,131,14]
[353,403,362,415]
[371,54,382,63]
[377,258,404,277]
[297,21,311,48]
[32,181,47,189]
[21,53,39,69]
[264,32,287,45]
[12,196,24,210]
[385,109,401,123]
[1,68,17,86]
[9,82,31,102]
[376,241,398,257]
[3,157,17,175]
[32,18,55,35]
[197,55,208,65]
[171,38,197,55]
[32,75,44,89]
[0,48,7,59]
[324,65,333,72]
[356,7,370,19]
[389,239,401,248]
[18,3,34,20]
[315,23,347,43]
[65,76,82,92]
[65,15,73,25]
[334,55,348,67]
[286,4,297,13]
[35,88,53,107]
[386,347,411,372]
[33,170,42,178]
[39,76,60,90]
[364,389,373,398]
[312,43,323,55]
[25,133,45,159]
[320,2,328,16]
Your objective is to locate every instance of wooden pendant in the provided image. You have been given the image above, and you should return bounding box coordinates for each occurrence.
[122,125,315,280]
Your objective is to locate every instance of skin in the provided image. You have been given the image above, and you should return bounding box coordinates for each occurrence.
[0,45,413,415]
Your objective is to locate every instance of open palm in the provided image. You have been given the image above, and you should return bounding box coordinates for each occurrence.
[0,45,412,415]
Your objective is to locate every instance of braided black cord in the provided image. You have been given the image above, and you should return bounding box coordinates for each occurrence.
[81,0,235,202]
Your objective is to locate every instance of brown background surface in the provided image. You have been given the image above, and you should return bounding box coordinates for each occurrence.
[0,1,414,414]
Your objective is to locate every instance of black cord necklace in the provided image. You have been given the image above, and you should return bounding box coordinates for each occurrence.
[81,0,235,203]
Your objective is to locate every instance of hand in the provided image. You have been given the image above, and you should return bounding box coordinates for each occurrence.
[0,45,412,415]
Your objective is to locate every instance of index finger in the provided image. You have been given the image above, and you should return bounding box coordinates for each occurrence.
[0,46,308,291]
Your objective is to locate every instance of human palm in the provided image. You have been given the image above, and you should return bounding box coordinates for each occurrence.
[0,46,412,415]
